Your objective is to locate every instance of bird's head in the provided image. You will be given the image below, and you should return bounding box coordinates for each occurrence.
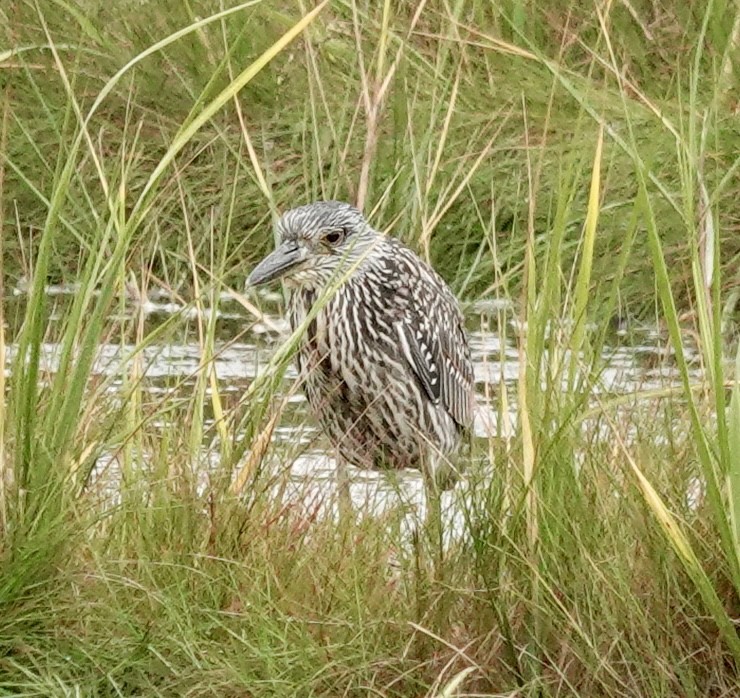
[247,201,380,290]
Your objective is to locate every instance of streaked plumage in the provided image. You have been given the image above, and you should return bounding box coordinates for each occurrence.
[248,200,474,484]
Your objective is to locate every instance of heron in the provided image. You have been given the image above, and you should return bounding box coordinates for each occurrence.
[247,201,474,535]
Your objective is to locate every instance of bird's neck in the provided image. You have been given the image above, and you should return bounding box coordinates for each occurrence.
[289,234,388,294]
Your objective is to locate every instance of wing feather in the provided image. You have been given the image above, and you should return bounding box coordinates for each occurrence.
[437,311,474,428]
[396,319,441,404]
[395,298,473,429]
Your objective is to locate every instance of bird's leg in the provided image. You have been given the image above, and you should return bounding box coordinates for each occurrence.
[335,452,353,522]
[422,454,445,576]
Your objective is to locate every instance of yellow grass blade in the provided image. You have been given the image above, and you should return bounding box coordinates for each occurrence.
[614,420,740,662]
[435,667,477,697]
[231,406,282,495]
[570,124,603,370]
[728,349,740,559]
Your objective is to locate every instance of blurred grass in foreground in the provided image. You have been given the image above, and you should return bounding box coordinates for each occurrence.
[1,0,740,695]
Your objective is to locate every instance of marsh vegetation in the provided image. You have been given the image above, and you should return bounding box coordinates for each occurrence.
[1,1,740,695]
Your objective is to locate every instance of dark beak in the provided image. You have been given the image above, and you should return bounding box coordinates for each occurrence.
[247,241,303,286]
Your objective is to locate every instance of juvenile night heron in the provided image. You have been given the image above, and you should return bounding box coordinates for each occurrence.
[247,200,474,492]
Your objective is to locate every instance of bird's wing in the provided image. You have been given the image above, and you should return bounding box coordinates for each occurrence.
[396,318,442,404]
[395,297,474,429]
[437,309,474,428]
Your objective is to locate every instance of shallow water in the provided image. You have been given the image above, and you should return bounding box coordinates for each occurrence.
[3,283,701,539]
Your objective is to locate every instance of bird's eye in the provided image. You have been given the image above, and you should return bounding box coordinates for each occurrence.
[323,229,345,245]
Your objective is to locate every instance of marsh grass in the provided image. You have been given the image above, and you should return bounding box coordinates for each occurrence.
[1,0,740,695]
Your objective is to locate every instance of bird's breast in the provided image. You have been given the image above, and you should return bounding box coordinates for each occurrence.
[289,284,399,387]
[289,290,329,377]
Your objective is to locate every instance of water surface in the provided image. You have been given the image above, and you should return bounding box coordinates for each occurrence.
[3,284,699,538]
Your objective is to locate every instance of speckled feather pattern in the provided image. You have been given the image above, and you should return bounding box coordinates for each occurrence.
[274,201,474,475]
